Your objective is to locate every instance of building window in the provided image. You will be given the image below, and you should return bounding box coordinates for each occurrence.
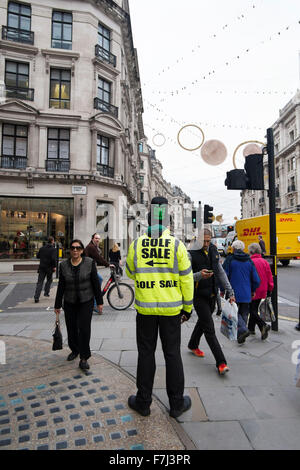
[97,77,111,104]
[275,166,279,179]
[274,143,279,154]
[46,128,70,172]
[138,142,143,153]
[287,160,290,172]
[140,175,144,187]
[98,23,110,51]
[51,10,72,50]
[289,130,295,143]
[140,192,144,204]
[1,123,27,169]
[140,160,144,170]
[97,135,113,178]
[5,60,29,88]
[290,198,294,208]
[7,1,31,31]
[50,69,71,109]
[291,156,296,171]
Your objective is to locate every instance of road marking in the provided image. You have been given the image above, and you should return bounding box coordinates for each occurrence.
[278,315,298,322]
[0,283,16,306]
[278,296,299,307]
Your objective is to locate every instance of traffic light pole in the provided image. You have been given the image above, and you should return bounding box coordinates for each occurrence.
[267,128,278,332]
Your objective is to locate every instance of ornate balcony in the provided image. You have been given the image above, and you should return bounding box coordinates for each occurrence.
[5,85,34,101]
[94,97,118,118]
[1,156,27,169]
[2,26,34,45]
[95,44,116,67]
[97,164,114,178]
[46,159,70,172]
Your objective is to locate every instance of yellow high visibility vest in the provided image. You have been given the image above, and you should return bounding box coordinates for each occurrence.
[126,229,194,316]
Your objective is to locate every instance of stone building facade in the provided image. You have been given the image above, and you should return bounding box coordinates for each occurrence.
[0,0,193,266]
[241,90,300,219]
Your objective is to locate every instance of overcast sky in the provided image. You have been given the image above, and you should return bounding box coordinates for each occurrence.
[129,0,300,223]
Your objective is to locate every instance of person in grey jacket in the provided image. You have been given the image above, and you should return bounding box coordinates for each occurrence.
[188,230,235,375]
[54,239,103,371]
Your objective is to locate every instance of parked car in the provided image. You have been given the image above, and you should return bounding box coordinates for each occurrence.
[211,237,226,256]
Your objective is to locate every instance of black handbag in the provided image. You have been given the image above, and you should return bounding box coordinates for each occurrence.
[52,315,63,351]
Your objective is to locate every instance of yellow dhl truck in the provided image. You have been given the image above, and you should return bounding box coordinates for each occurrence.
[235,213,300,266]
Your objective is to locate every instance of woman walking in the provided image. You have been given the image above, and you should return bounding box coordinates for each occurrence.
[248,243,274,340]
[54,239,103,371]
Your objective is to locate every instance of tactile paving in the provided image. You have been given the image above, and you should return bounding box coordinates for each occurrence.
[0,336,184,450]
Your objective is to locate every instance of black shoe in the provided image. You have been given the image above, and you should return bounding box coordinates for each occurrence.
[261,324,271,341]
[34,298,39,303]
[67,352,78,361]
[249,330,256,335]
[237,331,250,344]
[128,395,150,417]
[169,396,192,419]
[79,359,90,370]
[44,293,50,297]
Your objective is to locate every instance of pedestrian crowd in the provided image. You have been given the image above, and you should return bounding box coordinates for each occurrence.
[35,197,273,419]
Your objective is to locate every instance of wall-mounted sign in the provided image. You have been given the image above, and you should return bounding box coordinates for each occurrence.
[72,186,87,195]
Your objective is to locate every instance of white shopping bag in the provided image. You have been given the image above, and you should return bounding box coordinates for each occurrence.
[220,298,238,341]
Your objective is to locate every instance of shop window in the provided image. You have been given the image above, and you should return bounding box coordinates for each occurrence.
[51,10,72,50]
[0,197,74,260]
[50,68,71,109]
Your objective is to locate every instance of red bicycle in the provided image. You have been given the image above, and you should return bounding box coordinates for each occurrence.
[102,266,134,310]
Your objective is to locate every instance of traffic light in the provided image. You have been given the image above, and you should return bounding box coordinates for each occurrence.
[204,205,214,224]
[225,154,264,190]
[192,210,197,228]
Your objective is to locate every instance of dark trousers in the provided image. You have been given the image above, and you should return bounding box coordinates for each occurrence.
[64,299,94,360]
[136,313,184,411]
[188,296,227,367]
[237,302,250,336]
[248,299,266,332]
[34,268,53,300]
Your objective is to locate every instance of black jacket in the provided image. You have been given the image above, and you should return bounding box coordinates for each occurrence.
[37,243,57,271]
[54,257,103,308]
[189,243,220,298]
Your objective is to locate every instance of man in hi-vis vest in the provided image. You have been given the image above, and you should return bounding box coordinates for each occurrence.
[126,197,194,419]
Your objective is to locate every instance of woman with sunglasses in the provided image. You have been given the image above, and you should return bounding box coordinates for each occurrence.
[54,239,103,371]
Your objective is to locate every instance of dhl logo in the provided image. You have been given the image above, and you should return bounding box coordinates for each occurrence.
[242,227,262,236]
[279,218,294,222]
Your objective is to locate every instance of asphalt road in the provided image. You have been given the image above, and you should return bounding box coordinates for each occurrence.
[277,260,300,306]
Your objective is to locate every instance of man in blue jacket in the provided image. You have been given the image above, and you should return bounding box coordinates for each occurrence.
[223,240,261,344]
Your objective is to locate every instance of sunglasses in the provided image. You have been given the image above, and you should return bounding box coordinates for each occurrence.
[70,246,82,251]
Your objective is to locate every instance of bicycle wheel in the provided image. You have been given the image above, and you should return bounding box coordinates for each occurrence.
[107,282,135,310]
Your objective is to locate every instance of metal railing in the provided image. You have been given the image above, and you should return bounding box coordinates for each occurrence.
[1,156,27,169]
[97,164,114,178]
[94,97,118,118]
[5,85,34,101]
[95,44,116,67]
[46,159,70,172]
[2,26,34,45]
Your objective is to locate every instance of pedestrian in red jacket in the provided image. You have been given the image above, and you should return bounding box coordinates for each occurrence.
[248,243,274,340]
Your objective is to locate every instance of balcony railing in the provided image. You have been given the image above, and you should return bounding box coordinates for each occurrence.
[97,164,114,178]
[288,184,296,193]
[1,156,27,169]
[46,159,70,172]
[94,97,118,118]
[2,26,34,45]
[5,85,34,101]
[95,44,116,67]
